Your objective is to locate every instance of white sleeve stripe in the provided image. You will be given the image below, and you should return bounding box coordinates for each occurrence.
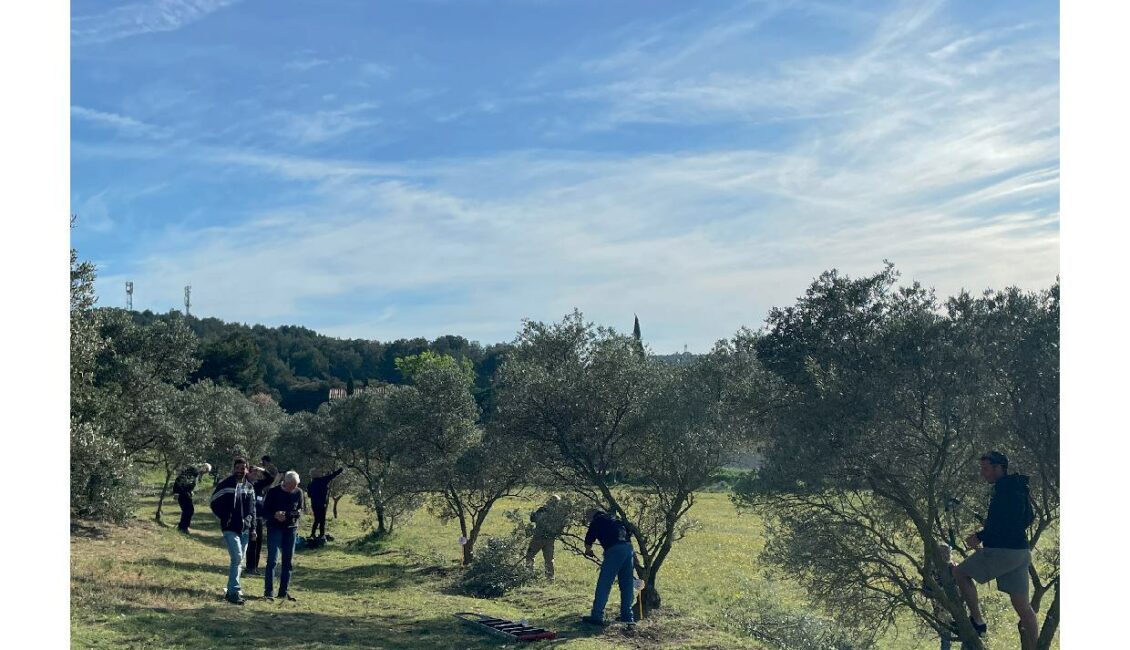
[210,488,235,503]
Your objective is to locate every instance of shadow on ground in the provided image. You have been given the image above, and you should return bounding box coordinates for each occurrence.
[77,602,607,649]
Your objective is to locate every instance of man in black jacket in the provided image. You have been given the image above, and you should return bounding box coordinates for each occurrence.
[953,451,1039,650]
[264,471,305,602]
[307,467,344,540]
[210,457,258,604]
[580,508,637,627]
[172,462,211,533]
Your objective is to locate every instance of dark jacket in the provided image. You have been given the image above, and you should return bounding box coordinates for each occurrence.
[263,485,306,530]
[172,466,203,496]
[252,470,276,521]
[584,511,631,550]
[530,502,567,539]
[307,468,344,507]
[210,475,256,534]
[975,473,1032,550]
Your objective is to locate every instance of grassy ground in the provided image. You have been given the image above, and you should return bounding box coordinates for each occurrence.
[71,486,1051,649]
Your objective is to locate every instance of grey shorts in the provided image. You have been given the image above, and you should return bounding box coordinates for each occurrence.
[958,547,1031,598]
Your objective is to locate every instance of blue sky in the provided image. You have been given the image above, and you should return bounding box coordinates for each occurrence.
[70,0,1059,352]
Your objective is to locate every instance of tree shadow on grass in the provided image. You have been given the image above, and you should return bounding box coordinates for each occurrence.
[91,603,579,649]
[72,572,218,602]
[71,521,112,539]
[137,557,416,596]
[287,559,415,594]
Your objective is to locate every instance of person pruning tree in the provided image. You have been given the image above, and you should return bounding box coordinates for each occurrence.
[952,451,1038,650]
[580,508,637,628]
[524,494,567,580]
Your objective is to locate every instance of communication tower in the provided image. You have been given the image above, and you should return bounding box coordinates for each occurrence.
[125,281,134,311]
[184,285,192,316]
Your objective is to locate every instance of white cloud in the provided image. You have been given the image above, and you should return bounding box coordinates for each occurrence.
[273,102,383,144]
[284,57,331,72]
[84,0,1059,351]
[72,0,244,45]
[71,105,167,138]
[96,142,1059,352]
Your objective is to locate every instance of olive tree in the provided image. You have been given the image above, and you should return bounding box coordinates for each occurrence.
[734,266,1059,649]
[397,351,530,563]
[317,387,421,535]
[70,248,135,521]
[494,311,767,608]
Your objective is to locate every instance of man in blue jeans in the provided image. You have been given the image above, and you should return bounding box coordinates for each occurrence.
[209,457,258,604]
[263,470,305,602]
[581,508,636,627]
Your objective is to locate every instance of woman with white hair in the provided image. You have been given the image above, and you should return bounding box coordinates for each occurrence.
[172,462,212,533]
[262,470,305,601]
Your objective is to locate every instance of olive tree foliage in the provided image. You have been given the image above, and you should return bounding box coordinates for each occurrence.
[733,266,1059,649]
[948,282,1060,649]
[316,388,422,535]
[70,248,136,522]
[187,382,284,481]
[80,309,199,458]
[397,351,530,563]
[493,311,768,609]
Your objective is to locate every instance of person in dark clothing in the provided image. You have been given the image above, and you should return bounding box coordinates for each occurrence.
[210,457,258,604]
[580,509,636,627]
[244,465,276,576]
[953,451,1039,650]
[307,467,344,540]
[525,495,566,579]
[263,471,306,602]
[172,462,211,533]
[261,455,280,486]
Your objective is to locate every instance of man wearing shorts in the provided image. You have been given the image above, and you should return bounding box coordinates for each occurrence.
[953,451,1038,650]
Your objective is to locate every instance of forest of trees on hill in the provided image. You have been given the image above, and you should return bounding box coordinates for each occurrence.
[127,310,695,414]
[128,310,512,413]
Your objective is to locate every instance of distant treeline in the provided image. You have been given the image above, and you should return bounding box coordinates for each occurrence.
[128,310,697,413]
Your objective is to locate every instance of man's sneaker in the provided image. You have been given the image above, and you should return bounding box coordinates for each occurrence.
[616,617,636,626]
[225,593,245,605]
[278,593,297,602]
[263,594,274,601]
[580,616,608,626]
[946,618,986,638]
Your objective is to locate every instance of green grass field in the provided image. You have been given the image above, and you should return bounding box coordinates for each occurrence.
[71,485,1048,649]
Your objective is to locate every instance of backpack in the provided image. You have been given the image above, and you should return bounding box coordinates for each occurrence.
[172,469,197,495]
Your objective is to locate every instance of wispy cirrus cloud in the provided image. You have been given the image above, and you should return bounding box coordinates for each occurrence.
[75,0,1059,350]
[71,105,168,138]
[72,0,244,45]
[274,102,384,145]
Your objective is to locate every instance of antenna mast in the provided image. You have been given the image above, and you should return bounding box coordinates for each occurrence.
[125,281,133,311]
[184,285,192,316]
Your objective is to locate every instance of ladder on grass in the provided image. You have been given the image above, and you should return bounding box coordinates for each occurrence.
[453,612,557,642]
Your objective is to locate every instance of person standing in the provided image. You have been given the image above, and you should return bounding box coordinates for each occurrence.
[261,455,280,486]
[172,462,211,533]
[307,467,344,540]
[581,508,636,627]
[210,457,257,604]
[244,465,276,576]
[264,471,305,602]
[524,495,566,580]
[952,451,1039,650]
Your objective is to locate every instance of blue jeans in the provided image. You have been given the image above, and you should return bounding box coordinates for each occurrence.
[222,530,249,596]
[590,543,636,623]
[265,527,297,597]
